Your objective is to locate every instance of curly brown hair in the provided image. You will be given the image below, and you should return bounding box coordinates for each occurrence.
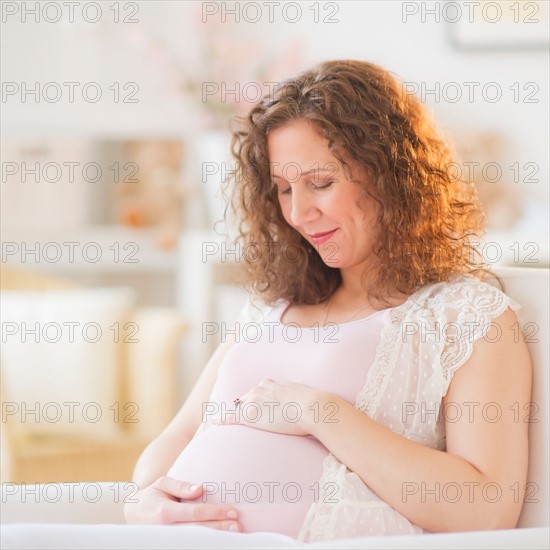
[225,59,490,308]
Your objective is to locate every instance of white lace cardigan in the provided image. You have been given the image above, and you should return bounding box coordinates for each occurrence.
[238,273,522,541]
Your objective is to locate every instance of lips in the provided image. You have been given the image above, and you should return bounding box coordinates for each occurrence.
[309,229,338,245]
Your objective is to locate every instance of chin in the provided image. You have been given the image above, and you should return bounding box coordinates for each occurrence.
[319,253,346,269]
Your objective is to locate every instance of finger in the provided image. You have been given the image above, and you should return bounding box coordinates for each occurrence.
[235,390,252,404]
[167,502,240,524]
[152,476,203,499]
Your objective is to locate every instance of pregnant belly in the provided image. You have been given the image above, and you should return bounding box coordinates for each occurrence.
[167,424,329,538]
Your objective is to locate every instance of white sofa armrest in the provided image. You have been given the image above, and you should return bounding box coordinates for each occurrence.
[125,308,187,441]
[1,481,127,524]
[305,527,549,549]
[1,483,548,549]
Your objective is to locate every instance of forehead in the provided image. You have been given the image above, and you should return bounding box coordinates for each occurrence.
[267,119,339,176]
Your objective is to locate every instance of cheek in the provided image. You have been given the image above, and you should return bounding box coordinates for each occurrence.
[321,194,349,220]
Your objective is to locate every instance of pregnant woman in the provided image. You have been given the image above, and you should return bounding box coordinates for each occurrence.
[124,60,532,541]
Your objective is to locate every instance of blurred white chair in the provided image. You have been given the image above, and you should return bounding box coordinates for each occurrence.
[0,267,188,483]
[1,266,548,549]
[495,267,549,529]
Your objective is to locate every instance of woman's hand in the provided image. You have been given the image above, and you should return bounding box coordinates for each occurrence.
[212,378,333,436]
[124,476,241,532]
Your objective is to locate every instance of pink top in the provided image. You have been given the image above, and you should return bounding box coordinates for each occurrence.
[167,303,391,538]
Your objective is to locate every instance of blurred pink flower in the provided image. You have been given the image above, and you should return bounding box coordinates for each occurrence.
[122,4,304,130]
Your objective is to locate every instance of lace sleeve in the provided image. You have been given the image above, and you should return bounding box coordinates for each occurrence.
[438,277,522,397]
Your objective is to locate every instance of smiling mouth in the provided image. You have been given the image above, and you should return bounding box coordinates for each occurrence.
[309,229,338,244]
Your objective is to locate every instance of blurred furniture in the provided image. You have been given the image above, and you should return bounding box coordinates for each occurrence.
[0,266,187,483]
[481,228,550,269]
[177,230,248,399]
[1,266,548,550]
[1,225,179,307]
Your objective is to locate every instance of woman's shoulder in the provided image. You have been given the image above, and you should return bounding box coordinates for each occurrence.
[404,272,522,319]
[401,274,521,340]
[397,273,524,397]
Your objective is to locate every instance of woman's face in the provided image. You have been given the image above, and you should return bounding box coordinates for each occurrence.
[267,118,379,271]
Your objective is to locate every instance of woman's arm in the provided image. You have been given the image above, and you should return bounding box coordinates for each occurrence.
[305,307,532,532]
[125,310,245,529]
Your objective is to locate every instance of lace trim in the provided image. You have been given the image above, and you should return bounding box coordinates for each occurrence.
[438,281,521,392]
[355,281,440,416]
[297,281,438,542]
[298,275,521,541]
[296,454,343,541]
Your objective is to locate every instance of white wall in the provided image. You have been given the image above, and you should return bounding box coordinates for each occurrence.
[2,1,547,201]
[276,0,549,202]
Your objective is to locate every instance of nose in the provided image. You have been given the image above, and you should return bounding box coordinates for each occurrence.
[289,187,319,227]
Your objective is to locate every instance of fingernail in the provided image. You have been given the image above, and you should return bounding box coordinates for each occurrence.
[189,484,199,492]
[229,523,239,531]
[226,510,237,519]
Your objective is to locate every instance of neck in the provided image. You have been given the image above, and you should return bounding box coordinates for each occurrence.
[336,262,407,308]
[338,263,377,302]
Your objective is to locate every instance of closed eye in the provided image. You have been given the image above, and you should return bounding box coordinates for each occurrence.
[276,185,291,196]
[274,181,334,196]
[270,180,288,196]
[312,181,334,190]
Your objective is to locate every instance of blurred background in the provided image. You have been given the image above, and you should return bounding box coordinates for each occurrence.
[1,0,548,483]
